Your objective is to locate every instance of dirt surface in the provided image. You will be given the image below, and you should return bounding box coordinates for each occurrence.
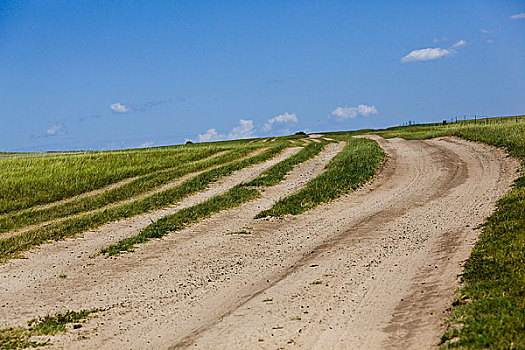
[0,137,519,349]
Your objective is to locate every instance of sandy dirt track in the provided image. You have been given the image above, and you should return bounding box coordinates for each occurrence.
[0,137,519,349]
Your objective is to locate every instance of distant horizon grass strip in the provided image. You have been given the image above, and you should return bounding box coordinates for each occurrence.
[255,137,386,218]
[0,144,287,261]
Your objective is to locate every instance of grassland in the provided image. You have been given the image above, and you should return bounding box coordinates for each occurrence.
[0,145,226,214]
[101,141,328,255]
[256,137,386,217]
[0,143,291,261]
[340,116,525,349]
[0,147,255,234]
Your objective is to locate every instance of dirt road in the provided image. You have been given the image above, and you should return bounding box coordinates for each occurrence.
[0,137,519,349]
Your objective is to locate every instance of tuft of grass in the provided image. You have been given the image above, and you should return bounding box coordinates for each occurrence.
[226,230,252,235]
[256,137,386,218]
[0,309,99,349]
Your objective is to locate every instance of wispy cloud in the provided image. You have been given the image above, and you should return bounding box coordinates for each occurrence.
[331,105,378,120]
[78,114,102,122]
[450,40,467,49]
[46,124,65,136]
[510,12,525,19]
[198,119,255,142]
[480,29,490,34]
[110,102,131,113]
[401,48,450,63]
[263,112,298,131]
[401,40,467,63]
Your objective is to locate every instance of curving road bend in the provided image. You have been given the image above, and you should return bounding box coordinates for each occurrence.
[0,136,519,349]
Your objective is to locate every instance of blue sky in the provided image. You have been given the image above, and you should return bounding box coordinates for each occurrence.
[1,1,524,151]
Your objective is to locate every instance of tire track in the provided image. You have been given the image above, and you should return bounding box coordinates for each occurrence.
[0,137,518,350]
[0,143,343,333]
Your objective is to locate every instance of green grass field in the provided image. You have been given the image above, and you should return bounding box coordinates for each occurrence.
[0,145,224,214]
[0,147,254,234]
[0,142,288,261]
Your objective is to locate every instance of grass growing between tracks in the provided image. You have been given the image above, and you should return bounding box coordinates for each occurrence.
[0,145,286,261]
[0,309,100,349]
[0,148,254,234]
[255,137,386,218]
[100,185,260,255]
[101,141,328,255]
[0,146,226,214]
[348,116,525,349]
[244,142,325,187]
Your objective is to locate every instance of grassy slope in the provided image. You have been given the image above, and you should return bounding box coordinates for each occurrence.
[0,147,255,233]
[0,145,227,214]
[0,144,287,261]
[101,142,327,255]
[341,117,525,349]
[256,137,386,217]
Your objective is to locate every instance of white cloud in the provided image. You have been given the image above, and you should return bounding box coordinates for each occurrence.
[486,39,495,44]
[228,119,255,139]
[510,12,525,19]
[480,29,490,34]
[401,39,467,63]
[110,102,131,113]
[46,124,64,136]
[263,112,298,131]
[198,119,255,142]
[401,47,450,63]
[331,105,378,120]
[198,128,223,142]
[450,40,467,49]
